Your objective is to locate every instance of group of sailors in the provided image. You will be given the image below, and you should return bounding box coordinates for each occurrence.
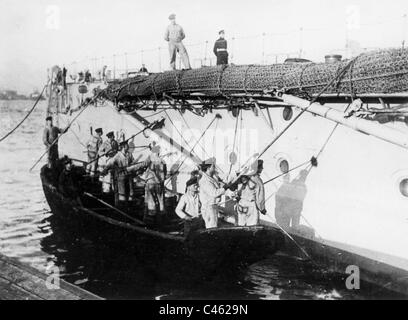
[44,116,266,233]
[175,158,266,232]
[165,14,229,70]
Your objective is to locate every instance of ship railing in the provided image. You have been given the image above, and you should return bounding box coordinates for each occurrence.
[61,14,408,82]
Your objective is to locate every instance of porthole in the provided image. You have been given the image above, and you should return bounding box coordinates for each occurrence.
[282,106,293,121]
[399,178,408,197]
[143,128,152,138]
[278,159,289,174]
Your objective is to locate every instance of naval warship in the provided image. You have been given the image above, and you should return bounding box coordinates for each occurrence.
[40,48,408,294]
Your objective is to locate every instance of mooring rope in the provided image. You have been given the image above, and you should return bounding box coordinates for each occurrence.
[0,83,48,143]
[29,90,104,172]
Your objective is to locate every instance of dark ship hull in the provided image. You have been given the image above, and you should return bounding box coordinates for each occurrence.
[40,165,284,276]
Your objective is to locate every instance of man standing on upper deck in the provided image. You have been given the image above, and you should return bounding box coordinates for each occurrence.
[213,30,229,65]
[42,116,68,170]
[164,14,191,70]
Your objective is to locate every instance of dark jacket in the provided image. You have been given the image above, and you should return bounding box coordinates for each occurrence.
[58,169,79,199]
[213,38,228,56]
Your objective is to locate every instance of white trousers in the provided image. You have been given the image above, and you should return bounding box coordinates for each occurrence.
[201,203,218,229]
[237,200,259,227]
[168,41,191,70]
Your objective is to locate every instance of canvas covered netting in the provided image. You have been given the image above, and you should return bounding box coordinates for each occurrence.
[102,48,408,102]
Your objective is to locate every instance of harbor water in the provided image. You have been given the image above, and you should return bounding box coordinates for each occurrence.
[0,100,404,300]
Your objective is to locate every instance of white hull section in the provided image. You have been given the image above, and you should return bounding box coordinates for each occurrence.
[56,82,408,285]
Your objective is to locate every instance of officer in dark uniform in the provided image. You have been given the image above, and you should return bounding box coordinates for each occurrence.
[213,30,229,65]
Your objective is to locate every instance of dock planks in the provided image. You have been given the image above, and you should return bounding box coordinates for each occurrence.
[0,254,103,300]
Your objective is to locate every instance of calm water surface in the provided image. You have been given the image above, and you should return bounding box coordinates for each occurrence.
[0,100,403,300]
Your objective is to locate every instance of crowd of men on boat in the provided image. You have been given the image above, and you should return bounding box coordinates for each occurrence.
[43,117,267,234]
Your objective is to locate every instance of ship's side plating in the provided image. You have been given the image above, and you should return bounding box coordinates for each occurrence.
[54,80,408,294]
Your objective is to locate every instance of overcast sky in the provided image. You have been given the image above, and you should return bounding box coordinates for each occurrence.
[1,0,408,93]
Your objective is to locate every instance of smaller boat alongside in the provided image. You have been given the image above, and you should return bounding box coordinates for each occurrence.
[40,160,284,276]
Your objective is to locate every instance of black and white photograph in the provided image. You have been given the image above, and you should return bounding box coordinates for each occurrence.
[1,0,408,305]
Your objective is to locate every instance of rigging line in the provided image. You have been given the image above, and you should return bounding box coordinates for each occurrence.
[177,109,225,175]
[177,109,212,160]
[211,115,220,156]
[267,213,313,261]
[228,109,241,177]
[235,56,359,183]
[314,102,353,160]
[83,192,144,226]
[69,127,87,148]
[0,83,48,143]
[163,110,201,161]
[142,109,166,118]
[85,120,164,166]
[29,90,104,172]
[58,115,88,148]
[165,114,221,184]
[264,160,311,186]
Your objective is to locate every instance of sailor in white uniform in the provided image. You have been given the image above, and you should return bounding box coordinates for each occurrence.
[236,160,267,226]
[198,158,230,229]
[175,177,204,234]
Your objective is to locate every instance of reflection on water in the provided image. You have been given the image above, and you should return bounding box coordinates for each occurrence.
[0,100,404,300]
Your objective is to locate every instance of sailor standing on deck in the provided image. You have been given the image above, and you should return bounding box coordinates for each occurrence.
[86,128,103,176]
[42,116,68,170]
[175,177,204,234]
[58,157,83,206]
[122,141,136,201]
[99,131,119,192]
[164,14,191,70]
[101,141,135,206]
[104,131,119,158]
[236,160,267,226]
[144,143,167,226]
[199,158,230,229]
[213,30,229,65]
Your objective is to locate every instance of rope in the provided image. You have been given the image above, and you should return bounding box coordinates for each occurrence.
[264,159,312,186]
[177,109,214,161]
[211,114,220,155]
[164,110,200,160]
[165,114,221,184]
[233,56,360,186]
[227,108,241,177]
[0,83,48,143]
[29,90,104,172]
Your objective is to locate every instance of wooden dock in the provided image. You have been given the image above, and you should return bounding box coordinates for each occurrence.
[0,254,103,300]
